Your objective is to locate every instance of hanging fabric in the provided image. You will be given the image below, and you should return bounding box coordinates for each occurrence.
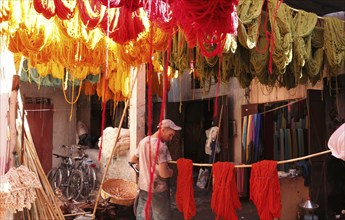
[205,126,220,155]
[328,123,345,161]
[242,116,248,162]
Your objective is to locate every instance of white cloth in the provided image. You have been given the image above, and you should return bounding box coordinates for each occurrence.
[205,126,219,155]
[77,121,88,136]
[328,123,345,161]
[98,127,130,160]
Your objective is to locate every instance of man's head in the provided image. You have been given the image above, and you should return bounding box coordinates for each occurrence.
[157,119,181,142]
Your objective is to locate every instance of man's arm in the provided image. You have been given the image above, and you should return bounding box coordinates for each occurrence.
[158,162,173,178]
[130,155,139,164]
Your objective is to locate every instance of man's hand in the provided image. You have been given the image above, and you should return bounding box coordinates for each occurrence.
[130,155,139,164]
[158,162,173,178]
[128,162,139,174]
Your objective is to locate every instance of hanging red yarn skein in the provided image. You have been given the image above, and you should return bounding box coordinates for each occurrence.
[142,0,176,32]
[98,0,125,8]
[109,7,145,45]
[211,162,241,220]
[171,0,239,57]
[176,158,196,220]
[33,0,56,19]
[54,0,77,20]
[250,160,281,219]
[78,0,106,29]
[124,0,143,11]
[99,7,119,34]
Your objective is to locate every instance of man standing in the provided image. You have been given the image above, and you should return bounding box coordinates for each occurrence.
[130,119,181,220]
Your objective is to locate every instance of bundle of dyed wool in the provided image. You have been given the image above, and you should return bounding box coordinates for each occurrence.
[171,0,239,57]
[33,0,56,19]
[109,7,145,45]
[142,0,174,31]
[211,162,241,220]
[176,158,196,220]
[99,126,130,161]
[1,165,41,213]
[250,160,281,220]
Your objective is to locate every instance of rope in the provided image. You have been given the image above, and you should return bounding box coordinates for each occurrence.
[61,77,83,105]
[144,22,154,219]
[241,98,306,118]
[145,27,154,220]
[169,149,332,168]
[212,54,221,119]
[145,25,173,220]
[98,2,110,161]
[206,101,223,189]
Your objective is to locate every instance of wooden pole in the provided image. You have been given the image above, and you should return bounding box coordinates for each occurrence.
[64,212,90,217]
[18,90,64,220]
[91,68,139,220]
[206,100,224,190]
[8,75,20,168]
[169,149,332,168]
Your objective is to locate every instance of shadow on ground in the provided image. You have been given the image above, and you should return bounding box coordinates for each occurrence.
[170,175,259,220]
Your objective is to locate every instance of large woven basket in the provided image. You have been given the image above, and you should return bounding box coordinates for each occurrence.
[0,192,8,219]
[101,179,138,206]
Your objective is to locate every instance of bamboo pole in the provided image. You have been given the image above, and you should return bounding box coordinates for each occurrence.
[8,75,20,168]
[206,101,224,190]
[91,68,139,220]
[169,149,332,168]
[64,211,91,217]
[18,91,64,220]
[24,137,64,219]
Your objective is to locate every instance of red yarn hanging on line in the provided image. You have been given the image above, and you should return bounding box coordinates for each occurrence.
[211,162,241,220]
[171,0,239,57]
[250,160,281,219]
[176,158,196,220]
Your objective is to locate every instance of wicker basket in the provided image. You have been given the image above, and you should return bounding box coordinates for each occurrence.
[101,179,138,206]
[0,192,8,220]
